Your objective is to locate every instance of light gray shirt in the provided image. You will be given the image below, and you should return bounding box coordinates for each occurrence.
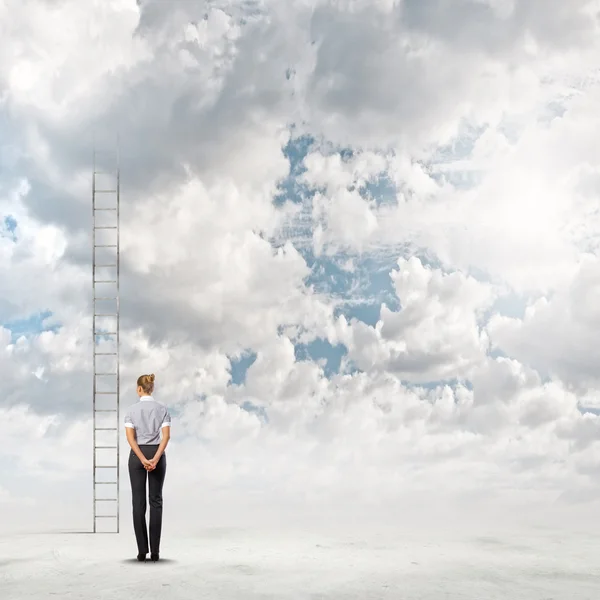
[124,395,171,445]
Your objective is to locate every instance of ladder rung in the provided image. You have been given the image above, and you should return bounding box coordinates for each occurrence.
[95,446,118,449]
[95,190,118,193]
[94,331,117,334]
[94,482,117,485]
[94,314,118,317]
[94,297,118,300]
[94,208,117,211]
[95,427,118,431]
[95,408,117,411]
[94,280,117,284]
[96,466,118,469]
[95,515,118,519]
[95,372,117,376]
[95,244,117,248]
[95,499,118,502]
[94,226,118,230]
[95,353,118,356]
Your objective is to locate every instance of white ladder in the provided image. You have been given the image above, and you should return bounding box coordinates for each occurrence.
[92,142,120,533]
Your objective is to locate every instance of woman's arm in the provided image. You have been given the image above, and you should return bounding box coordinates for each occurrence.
[125,427,152,466]
[150,426,170,466]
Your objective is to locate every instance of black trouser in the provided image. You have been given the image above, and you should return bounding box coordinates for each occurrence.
[128,445,166,555]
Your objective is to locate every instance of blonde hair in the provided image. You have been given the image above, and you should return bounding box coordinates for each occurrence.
[137,373,155,395]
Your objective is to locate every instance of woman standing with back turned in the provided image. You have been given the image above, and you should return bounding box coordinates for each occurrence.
[124,373,171,562]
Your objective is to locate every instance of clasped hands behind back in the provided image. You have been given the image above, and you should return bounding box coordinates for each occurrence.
[142,457,158,471]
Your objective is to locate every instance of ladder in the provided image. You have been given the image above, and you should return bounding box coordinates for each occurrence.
[92,142,120,533]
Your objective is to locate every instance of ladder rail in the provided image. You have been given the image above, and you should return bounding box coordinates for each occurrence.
[92,145,96,531]
[116,136,121,532]
[92,139,120,533]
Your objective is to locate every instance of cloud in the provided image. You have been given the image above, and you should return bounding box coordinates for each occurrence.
[333,257,495,381]
[1,0,600,533]
[487,254,600,389]
[302,0,599,147]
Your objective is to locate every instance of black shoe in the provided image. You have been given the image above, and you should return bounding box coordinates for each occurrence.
[137,553,147,562]
[150,553,159,562]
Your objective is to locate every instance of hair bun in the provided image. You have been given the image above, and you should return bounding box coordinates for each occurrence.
[149,374,155,382]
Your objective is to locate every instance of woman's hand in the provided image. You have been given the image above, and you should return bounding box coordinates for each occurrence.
[142,457,155,471]
[145,457,159,471]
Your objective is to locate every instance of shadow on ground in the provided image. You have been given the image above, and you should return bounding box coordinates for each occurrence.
[121,558,177,564]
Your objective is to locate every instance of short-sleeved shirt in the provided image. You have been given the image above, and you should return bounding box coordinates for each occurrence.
[124,395,171,445]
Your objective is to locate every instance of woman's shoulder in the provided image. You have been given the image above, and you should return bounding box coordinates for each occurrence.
[151,398,169,409]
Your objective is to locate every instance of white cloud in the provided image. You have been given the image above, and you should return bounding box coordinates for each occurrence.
[0,0,600,536]
[487,254,600,389]
[335,257,495,381]
[1,0,148,119]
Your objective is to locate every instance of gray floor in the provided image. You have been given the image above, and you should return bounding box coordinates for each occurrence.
[1,527,599,599]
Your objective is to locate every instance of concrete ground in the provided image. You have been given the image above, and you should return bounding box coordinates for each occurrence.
[1,526,599,599]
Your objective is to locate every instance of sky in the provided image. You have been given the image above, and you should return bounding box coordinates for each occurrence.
[1,0,600,535]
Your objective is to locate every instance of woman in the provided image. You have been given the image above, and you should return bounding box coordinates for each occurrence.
[124,373,171,562]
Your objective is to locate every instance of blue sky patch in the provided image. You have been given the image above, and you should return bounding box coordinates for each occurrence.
[427,122,487,189]
[273,133,315,207]
[229,350,258,385]
[294,338,347,377]
[240,400,269,423]
[358,172,397,207]
[301,250,404,327]
[4,310,59,342]
[303,251,355,293]
[338,303,382,328]
[487,291,528,320]
[339,147,354,161]
[2,215,18,241]
[432,122,488,163]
